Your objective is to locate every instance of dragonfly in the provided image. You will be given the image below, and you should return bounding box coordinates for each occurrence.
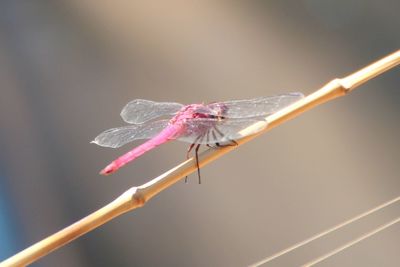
[92,93,304,183]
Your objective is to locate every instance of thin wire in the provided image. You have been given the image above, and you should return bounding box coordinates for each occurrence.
[249,195,400,267]
[302,215,400,266]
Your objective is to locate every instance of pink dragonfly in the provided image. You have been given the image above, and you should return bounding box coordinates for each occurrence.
[92,93,303,182]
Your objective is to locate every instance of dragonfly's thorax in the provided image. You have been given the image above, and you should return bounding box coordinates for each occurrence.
[167,104,229,141]
[169,104,217,125]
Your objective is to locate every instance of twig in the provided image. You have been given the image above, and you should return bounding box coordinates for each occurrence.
[1,50,399,267]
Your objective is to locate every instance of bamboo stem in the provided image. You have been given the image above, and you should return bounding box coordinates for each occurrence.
[1,188,142,267]
[1,50,399,267]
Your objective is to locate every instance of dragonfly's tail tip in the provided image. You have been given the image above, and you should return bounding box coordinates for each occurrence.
[99,162,118,175]
[99,168,112,175]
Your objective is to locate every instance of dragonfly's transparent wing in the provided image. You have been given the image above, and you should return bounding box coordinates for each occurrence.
[207,92,304,119]
[121,99,184,124]
[92,120,170,148]
[176,117,267,144]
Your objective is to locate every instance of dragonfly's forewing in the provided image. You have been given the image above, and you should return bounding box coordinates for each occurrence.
[207,93,304,119]
[176,117,267,144]
[92,119,170,148]
[121,99,184,124]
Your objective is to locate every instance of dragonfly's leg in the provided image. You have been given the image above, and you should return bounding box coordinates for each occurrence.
[206,139,218,149]
[205,129,219,148]
[186,143,196,158]
[195,144,201,184]
[205,129,211,145]
[185,143,196,183]
[213,125,224,137]
[215,139,238,147]
[185,134,204,183]
[212,125,238,147]
[228,139,238,146]
[213,126,230,146]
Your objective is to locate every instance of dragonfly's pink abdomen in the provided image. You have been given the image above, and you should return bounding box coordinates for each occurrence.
[100,124,183,175]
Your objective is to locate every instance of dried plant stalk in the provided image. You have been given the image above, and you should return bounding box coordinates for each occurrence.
[1,50,399,267]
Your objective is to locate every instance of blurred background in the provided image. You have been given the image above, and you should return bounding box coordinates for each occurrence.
[0,1,399,266]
